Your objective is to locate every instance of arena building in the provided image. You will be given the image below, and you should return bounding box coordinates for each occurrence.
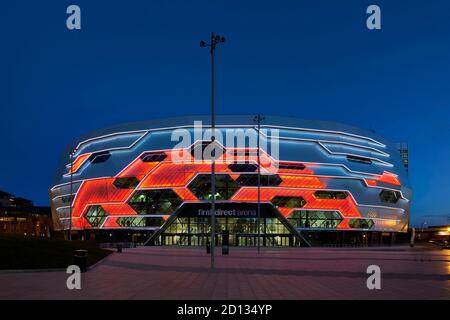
[50,116,411,246]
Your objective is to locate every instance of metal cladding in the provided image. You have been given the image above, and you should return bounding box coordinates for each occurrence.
[50,115,411,233]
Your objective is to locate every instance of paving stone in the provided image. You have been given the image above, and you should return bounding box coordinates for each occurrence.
[0,246,449,299]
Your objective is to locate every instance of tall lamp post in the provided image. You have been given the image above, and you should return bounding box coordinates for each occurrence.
[200,33,225,269]
[68,148,75,241]
[254,114,265,253]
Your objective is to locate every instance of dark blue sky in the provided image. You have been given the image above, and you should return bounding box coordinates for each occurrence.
[1,1,449,226]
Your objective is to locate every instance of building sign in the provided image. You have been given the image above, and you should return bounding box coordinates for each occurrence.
[176,202,279,218]
[197,208,257,217]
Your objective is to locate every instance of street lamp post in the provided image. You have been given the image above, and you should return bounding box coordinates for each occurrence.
[68,148,74,241]
[200,33,225,269]
[254,114,265,253]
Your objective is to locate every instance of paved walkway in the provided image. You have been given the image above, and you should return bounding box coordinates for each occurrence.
[1,246,449,299]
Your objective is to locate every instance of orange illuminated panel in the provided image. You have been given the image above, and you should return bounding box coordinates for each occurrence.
[102,217,120,228]
[118,158,159,178]
[139,163,198,188]
[72,217,90,229]
[68,153,92,174]
[337,219,351,229]
[378,171,401,186]
[102,203,137,216]
[365,171,401,187]
[173,187,198,201]
[365,179,378,187]
[72,178,134,218]
[139,162,231,188]
[303,197,359,218]
[276,207,292,217]
[278,175,325,189]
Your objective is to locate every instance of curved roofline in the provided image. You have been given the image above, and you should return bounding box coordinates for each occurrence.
[71,114,389,147]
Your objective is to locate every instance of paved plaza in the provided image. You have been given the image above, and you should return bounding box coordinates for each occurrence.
[1,245,449,299]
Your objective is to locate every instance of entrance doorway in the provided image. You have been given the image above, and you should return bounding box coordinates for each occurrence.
[156,216,299,247]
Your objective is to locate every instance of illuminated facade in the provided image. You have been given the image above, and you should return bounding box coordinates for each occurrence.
[50,116,411,246]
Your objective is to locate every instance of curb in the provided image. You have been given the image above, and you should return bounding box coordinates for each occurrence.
[0,250,115,274]
[88,251,115,271]
[0,268,66,274]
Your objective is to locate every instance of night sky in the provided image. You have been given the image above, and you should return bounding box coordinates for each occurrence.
[1,1,449,226]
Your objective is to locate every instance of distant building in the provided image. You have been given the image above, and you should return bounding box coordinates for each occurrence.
[396,143,409,174]
[415,224,450,246]
[0,191,51,237]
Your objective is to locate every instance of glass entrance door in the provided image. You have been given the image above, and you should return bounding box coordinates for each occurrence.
[159,217,297,247]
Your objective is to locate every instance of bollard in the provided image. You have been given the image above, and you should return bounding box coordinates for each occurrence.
[73,249,88,272]
[222,244,229,255]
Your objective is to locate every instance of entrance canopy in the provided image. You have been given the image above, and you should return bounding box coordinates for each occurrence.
[147,202,309,247]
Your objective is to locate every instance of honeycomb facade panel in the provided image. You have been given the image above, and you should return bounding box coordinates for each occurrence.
[50,115,410,241]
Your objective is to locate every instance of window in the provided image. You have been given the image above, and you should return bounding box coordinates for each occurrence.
[128,189,183,214]
[314,191,348,200]
[349,219,374,229]
[190,141,225,160]
[277,163,306,170]
[188,174,239,200]
[113,177,140,189]
[140,152,167,162]
[347,155,372,164]
[85,205,108,227]
[288,210,342,229]
[379,190,401,203]
[116,217,165,227]
[236,174,282,187]
[271,196,306,208]
[89,151,111,164]
[228,163,257,172]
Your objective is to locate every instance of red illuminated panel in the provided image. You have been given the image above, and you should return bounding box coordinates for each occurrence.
[72,178,134,217]
[303,196,359,218]
[102,203,137,216]
[365,171,401,187]
[231,188,361,218]
[68,153,92,174]
[173,187,198,201]
[72,217,90,229]
[139,163,198,188]
[118,158,159,178]
[278,175,325,189]
[102,217,120,228]
[378,171,401,186]
[276,207,292,217]
[337,219,351,229]
[139,162,231,188]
